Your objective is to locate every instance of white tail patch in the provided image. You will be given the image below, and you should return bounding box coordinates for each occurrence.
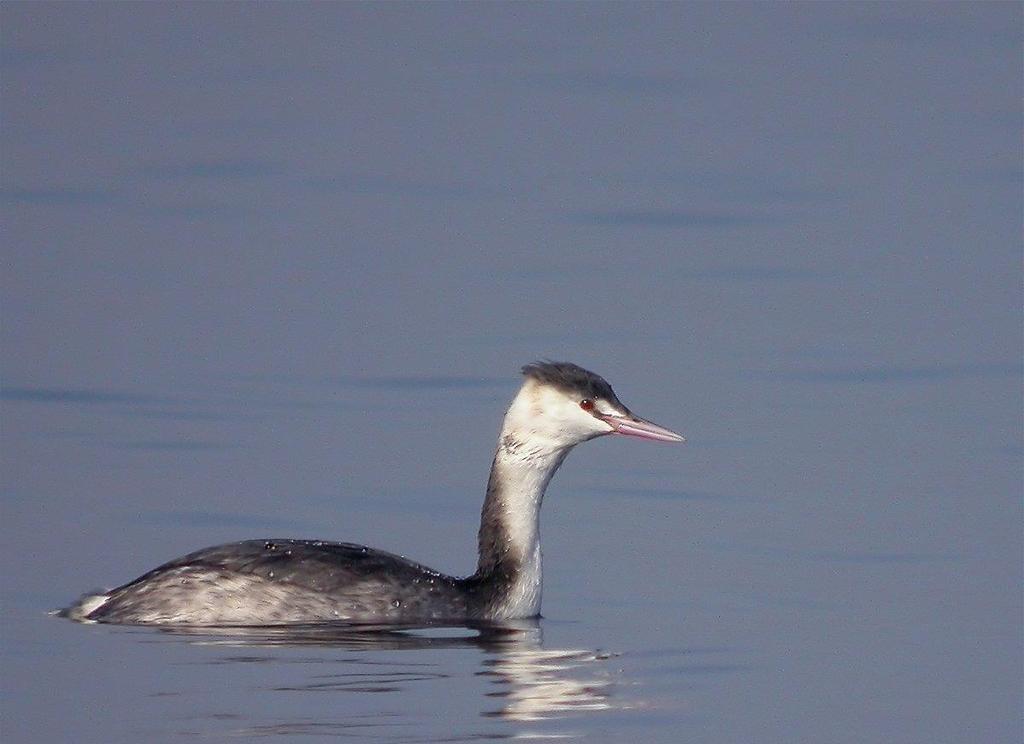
[58,592,110,623]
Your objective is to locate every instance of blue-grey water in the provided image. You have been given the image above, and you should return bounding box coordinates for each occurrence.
[2,4,1021,743]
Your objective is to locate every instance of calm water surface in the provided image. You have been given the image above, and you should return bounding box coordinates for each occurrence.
[3,4,1021,743]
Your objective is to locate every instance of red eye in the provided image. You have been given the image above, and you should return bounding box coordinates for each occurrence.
[579,399,594,411]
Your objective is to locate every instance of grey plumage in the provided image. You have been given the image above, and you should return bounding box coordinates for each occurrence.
[66,540,478,625]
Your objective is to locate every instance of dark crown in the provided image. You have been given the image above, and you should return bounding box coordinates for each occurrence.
[520,361,624,408]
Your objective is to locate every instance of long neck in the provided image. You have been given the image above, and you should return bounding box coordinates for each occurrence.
[473,427,570,618]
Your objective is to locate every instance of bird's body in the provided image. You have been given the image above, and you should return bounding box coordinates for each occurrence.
[60,362,683,626]
[65,540,473,625]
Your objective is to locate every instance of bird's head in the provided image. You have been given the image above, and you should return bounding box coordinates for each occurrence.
[502,361,684,452]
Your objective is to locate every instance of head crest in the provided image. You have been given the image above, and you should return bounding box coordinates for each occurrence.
[520,361,622,405]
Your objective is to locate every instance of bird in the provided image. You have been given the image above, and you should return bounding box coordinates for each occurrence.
[59,362,684,626]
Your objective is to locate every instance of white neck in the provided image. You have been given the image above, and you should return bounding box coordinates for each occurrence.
[475,385,573,618]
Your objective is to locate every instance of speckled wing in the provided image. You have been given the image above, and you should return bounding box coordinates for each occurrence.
[81,539,470,625]
[146,539,443,590]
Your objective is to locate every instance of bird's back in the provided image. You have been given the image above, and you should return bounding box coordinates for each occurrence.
[63,539,473,625]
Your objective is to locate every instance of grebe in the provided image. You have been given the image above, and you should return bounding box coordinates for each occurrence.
[60,362,683,626]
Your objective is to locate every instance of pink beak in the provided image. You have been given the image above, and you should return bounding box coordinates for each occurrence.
[599,413,685,443]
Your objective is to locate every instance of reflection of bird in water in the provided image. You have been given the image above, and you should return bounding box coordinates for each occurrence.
[61,362,683,626]
[156,620,621,728]
[156,619,543,652]
[481,647,619,722]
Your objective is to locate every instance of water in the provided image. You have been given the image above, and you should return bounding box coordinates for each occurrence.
[2,4,1021,743]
